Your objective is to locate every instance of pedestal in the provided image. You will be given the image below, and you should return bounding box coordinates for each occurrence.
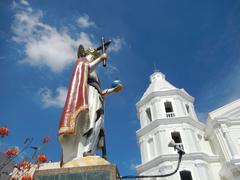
[34,164,118,180]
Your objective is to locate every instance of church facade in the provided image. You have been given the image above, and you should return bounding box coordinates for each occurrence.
[136,71,240,180]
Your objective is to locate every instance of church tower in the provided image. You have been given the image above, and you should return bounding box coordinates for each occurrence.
[136,71,220,180]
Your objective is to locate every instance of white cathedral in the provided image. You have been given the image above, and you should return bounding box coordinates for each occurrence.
[136,71,240,180]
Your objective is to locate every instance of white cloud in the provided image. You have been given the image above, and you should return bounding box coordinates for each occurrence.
[76,32,95,49]
[39,87,67,108]
[20,0,29,6]
[23,31,76,72]
[12,1,94,72]
[11,1,124,73]
[214,63,240,105]
[194,6,240,112]
[104,64,119,76]
[12,0,32,13]
[77,14,96,28]
[12,11,42,43]
[121,159,138,172]
[108,37,125,52]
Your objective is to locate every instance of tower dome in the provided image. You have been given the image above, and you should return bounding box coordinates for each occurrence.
[141,71,176,101]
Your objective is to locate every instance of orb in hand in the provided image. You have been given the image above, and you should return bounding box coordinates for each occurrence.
[111,80,123,92]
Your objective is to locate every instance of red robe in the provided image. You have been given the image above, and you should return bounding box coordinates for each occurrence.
[58,58,89,137]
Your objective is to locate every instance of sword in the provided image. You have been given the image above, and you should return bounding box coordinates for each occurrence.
[82,39,112,62]
[96,40,112,51]
[102,37,106,67]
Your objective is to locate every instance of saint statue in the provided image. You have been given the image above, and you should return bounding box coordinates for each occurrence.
[58,43,122,165]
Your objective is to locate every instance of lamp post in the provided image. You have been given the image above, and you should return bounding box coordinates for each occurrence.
[119,140,185,179]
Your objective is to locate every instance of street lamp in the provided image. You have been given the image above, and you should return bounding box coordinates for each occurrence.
[119,140,185,179]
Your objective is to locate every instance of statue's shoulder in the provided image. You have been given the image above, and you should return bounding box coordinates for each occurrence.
[76,57,89,64]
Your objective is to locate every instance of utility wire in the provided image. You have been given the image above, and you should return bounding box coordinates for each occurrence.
[119,149,184,179]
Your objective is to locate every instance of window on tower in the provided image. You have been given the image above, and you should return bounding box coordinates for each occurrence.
[171,132,182,143]
[164,101,175,118]
[165,101,173,112]
[171,131,184,150]
[180,170,193,180]
[185,104,190,114]
[145,107,152,123]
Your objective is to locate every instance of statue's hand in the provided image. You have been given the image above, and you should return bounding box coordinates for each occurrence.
[101,84,123,97]
[113,84,123,93]
[100,53,108,61]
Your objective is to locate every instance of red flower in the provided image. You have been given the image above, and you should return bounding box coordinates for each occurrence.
[21,174,32,180]
[37,153,47,163]
[42,136,50,144]
[5,148,18,156]
[16,160,31,170]
[0,127,9,137]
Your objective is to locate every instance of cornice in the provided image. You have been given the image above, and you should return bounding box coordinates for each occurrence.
[205,117,240,137]
[220,160,240,179]
[136,89,194,109]
[136,152,220,174]
[136,116,205,138]
[209,99,240,120]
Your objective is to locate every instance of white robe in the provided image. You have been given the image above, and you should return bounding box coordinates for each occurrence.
[60,70,104,163]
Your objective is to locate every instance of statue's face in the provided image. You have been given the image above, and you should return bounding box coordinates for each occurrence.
[86,54,94,62]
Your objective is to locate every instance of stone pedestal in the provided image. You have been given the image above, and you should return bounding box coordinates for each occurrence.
[34,164,118,180]
[33,157,119,180]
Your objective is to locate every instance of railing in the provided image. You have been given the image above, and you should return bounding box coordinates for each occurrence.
[175,143,184,151]
[166,112,175,118]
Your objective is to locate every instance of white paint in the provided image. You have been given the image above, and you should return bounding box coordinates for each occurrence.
[136,71,240,180]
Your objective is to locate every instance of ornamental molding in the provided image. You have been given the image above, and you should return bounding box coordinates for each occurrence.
[150,98,161,104]
[158,164,173,173]
[136,152,220,174]
[205,117,240,137]
[219,160,240,179]
[137,116,205,138]
[183,127,194,131]
[209,99,240,120]
[194,159,208,167]
[136,89,194,110]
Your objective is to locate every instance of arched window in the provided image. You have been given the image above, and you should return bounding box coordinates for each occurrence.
[145,107,152,122]
[164,101,175,118]
[171,132,182,143]
[171,131,184,150]
[164,101,173,112]
[180,170,193,180]
[185,104,190,114]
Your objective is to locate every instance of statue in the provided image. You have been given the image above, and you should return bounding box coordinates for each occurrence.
[58,39,123,165]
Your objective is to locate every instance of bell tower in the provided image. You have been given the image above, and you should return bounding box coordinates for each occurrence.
[136,71,217,180]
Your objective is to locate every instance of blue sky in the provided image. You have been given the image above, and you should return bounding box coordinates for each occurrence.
[1,0,240,176]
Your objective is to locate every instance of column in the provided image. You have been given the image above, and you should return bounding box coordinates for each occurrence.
[154,131,162,155]
[195,161,211,180]
[147,137,156,160]
[159,165,173,180]
[173,97,185,117]
[151,99,162,120]
[190,128,200,151]
[189,103,198,120]
[158,129,169,154]
[183,127,199,152]
[221,124,240,159]
[139,109,148,127]
[215,128,231,161]
[139,139,148,163]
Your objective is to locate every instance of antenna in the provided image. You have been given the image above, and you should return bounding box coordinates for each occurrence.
[153,62,159,73]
